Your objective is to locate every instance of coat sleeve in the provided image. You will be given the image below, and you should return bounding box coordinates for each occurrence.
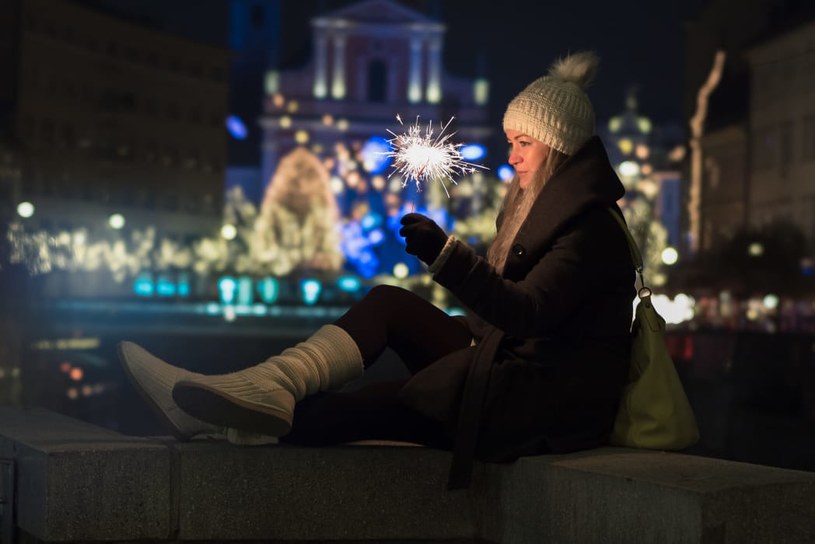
[432,215,620,339]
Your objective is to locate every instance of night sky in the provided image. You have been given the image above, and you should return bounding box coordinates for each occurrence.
[90,0,703,131]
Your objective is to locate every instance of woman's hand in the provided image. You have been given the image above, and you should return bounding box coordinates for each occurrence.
[399,213,448,266]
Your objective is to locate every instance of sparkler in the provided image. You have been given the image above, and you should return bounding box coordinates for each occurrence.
[385,115,487,200]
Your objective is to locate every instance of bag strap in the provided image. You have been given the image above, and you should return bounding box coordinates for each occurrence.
[607,208,648,294]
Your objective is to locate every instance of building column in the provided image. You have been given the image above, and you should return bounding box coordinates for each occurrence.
[408,38,423,103]
[331,34,347,100]
[313,34,327,99]
[426,38,442,104]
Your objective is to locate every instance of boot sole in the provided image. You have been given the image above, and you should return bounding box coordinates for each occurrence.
[117,342,193,442]
[172,380,293,437]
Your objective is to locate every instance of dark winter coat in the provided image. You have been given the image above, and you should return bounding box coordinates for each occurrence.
[398,136,635,486]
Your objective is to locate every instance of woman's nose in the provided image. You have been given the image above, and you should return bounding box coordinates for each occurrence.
[508,151,520,165]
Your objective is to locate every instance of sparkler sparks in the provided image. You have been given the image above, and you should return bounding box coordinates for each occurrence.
[386,115,487,198]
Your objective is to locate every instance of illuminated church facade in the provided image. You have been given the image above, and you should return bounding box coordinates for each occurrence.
[259,0,492,194]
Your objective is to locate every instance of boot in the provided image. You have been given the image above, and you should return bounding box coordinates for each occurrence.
[118,341,277,445]
[172,324,364,436]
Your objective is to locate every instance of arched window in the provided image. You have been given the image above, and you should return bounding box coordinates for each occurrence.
[367,60,387,103]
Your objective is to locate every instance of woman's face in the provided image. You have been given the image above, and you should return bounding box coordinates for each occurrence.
[505,129,550,189]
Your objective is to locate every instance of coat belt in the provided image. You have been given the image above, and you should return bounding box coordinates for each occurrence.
[447,328,505,490]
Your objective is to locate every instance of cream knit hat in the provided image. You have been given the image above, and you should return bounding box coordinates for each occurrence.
[503,51,599,155]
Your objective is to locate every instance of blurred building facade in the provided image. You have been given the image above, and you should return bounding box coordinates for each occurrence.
[258,0,491,196]
[683,0,815,254]
[0,0,231,239]
[746,19,815,239]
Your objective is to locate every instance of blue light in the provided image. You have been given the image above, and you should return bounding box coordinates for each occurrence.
[257,277,279,304]
[156,274,176,297]
[368,228,384,244]
[301,279,322,305]
[497,164,515,182]
[226,115,248,140]
[361,213,379,230]
[360,136,392,174]
[133,273,154,297]
[218,277,237,305]
[460,144,486,161]
[177,273,191,297]
[237,276,254,305]
[337,275,361,292]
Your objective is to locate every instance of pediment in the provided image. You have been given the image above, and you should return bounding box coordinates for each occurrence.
[314,0,437,25]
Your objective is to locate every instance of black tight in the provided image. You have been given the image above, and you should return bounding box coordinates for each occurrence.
[334,284,473,372]
[282,285,472,448]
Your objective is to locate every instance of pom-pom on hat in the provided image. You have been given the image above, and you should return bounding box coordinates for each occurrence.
[503,51,599,155]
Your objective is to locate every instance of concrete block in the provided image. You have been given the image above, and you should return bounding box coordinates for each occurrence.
[0,407,171,542]
[475,447,815,544]
[171,440,477,541]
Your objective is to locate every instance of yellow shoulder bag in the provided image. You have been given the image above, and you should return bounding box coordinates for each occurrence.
[608,209,700,450]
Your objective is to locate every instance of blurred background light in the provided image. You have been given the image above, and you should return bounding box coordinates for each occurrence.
[108,213,125,230]
[156,273,176,297]
[221,224,237,240]
[16,201,34,218]
[393,263,409,279]
[225,115,248,140]
[460,143,486,161]
[497,164,514,182]
[218,277,237,305]
[337,275,361,292]
[301,279,322,305]
[361,135,391,174]
[257,277,279,304]
[661,247,679,265]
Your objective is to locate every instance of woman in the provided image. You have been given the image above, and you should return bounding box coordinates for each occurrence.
[119,51,634,486]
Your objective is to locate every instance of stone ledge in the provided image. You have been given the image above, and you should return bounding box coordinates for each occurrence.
[474,448,815,543]
[168,440,475,542]
[1,407,815,543]
[0,407,170,542]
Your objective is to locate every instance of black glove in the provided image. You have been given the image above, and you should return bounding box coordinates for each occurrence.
[399,213,448,266]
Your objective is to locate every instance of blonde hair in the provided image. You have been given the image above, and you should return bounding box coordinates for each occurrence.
[486,149,569,274]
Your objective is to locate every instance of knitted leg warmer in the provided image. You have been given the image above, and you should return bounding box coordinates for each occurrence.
[118,341,277,445]
[171,324,364,436]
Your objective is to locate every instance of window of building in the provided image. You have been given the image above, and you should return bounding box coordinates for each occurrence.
[367,60,387,103]
[752,125,778,170]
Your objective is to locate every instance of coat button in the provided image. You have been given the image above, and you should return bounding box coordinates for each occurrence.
[511,243,525,257]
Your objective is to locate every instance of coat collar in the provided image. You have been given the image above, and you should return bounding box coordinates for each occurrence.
[514,136,625,249]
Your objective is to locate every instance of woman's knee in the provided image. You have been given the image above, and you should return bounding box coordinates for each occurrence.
[363,284,415,306]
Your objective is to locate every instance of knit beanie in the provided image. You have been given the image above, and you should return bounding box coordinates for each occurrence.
[503,51,599,155]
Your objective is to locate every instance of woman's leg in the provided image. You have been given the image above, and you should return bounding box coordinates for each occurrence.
[282,380,452,449]
[171,285,470,440]
[281,285,470,448]
[335,284,472,373]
